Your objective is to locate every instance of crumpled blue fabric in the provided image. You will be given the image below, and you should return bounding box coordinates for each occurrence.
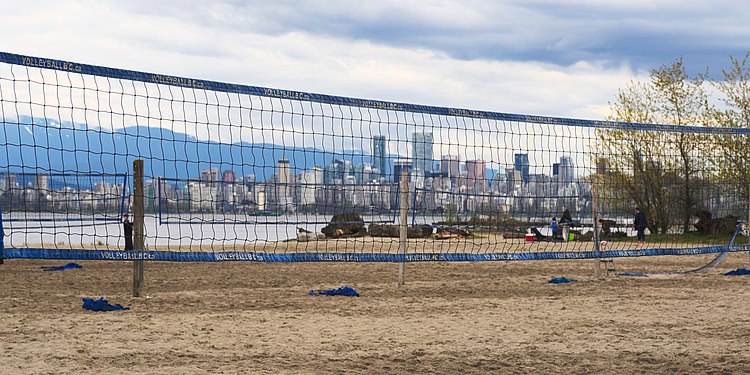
[548,277,578,284]
[309,285,360,297]
[724,268,750,276]
[618,272,649,277]
[82,297,130,311]
[41,262,82,271]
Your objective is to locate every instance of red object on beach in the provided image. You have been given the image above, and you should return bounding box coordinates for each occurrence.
[525,233,536,242]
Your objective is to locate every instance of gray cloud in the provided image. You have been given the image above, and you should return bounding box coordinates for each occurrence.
[116,0,747,75]
[1,0,746,121]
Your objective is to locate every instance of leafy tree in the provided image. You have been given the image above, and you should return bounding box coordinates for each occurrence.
[650,58,710,233]
[710,53,750,212]
[599,81,671,233]
[600,59,709,234]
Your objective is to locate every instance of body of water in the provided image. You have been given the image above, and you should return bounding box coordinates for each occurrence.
[2,213,400,247]
[2,212,649,248]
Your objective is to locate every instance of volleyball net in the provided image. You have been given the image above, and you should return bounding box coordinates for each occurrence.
[1,51,749,262]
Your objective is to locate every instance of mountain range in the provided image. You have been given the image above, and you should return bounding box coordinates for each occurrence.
[1,116,398,185]
[2,116,504,192]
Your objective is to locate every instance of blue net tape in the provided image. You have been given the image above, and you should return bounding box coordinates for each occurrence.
[4,244,748,263]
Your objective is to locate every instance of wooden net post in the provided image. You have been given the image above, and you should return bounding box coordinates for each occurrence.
[593,158,602,278]
[133,160,145,297]
[0,207,5,265]
[398,170,408,287]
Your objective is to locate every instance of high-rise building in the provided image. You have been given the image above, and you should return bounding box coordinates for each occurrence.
[188,181,218,211]
[492,169,509,194]
[466,160,486,193]
[441,155,460,181]
[198,168,220,211]
[299,167,323,206]
[239,175,256,208]
[277,158,291,203]
[35,174,49,192]
[323,163,337,185]
[372,135,387,179]
[5,172,19,191]
[412,132,434,173]
[514,153,529,183]
[326,159,353,184]
[353,163,374,185]
[201,168,219,182]
[220,170,237,207]
[222,170,236,183]
[559,156,574,184]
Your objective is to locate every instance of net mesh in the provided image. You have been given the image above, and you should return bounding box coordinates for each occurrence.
[1,52,748,262]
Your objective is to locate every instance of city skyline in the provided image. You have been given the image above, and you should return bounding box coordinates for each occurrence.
[0,129,585,216]
[0,131,581,192]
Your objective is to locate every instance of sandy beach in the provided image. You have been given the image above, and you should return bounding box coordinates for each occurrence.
[1,252,749,374]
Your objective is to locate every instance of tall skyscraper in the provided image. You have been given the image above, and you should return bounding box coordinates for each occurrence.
[201,168,219,182]
[559,156,574,184]
[299,167,323,206]
[222,170,236,183]
[353,163,374,185]
[35,174,49,192]
[412,132,434,173]
[466,160,487,193]
[372,135,387,179]
[221,170,237,206]
[514,153,529,183]
[197,168,219,211]
[441,155,460,180]
[330,159,353,182]
[243,174,257,208]
[276,158,291,205]
[323,163,337,185]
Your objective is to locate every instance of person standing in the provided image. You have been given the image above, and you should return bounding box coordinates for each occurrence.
[634,208,648,246]
[550,217,559,238]
[561,209,572,224]
[123,213,133,250]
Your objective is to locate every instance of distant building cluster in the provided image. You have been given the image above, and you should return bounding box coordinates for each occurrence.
[145,132,591,216]
[0,132,592,216]
[0,172,124,212]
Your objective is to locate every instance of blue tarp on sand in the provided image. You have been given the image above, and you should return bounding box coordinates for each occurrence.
[618,272,649,277]
[310,286,360,297]
[724,268,750,276]
[41,262,82,271]
[82,297,130,311]
[548,277,578,284]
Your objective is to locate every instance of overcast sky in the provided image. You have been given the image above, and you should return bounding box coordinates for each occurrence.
[2,0,748,121]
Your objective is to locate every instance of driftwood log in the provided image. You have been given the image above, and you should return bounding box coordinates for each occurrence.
[321,212,366,239]
[368,224,433,238]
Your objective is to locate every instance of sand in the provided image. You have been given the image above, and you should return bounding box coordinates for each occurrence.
[1,253,749,374]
